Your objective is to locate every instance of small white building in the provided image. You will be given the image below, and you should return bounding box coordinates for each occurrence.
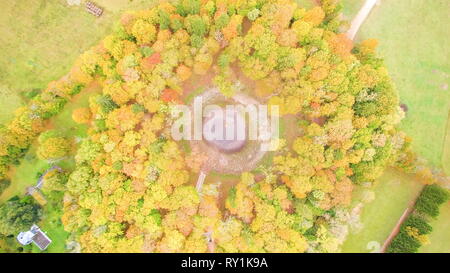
[17,224,52,251]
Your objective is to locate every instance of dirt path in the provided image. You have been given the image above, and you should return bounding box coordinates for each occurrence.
[196,171,207,192]
[380,205,414,252]
[347,0,380,40]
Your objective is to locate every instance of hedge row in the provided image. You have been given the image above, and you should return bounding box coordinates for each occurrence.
[387,184,449,253]
[415,184,450,218]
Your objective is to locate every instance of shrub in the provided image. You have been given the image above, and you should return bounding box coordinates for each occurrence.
[97,94,118,113]
[37,131,72,161]
[0,179,10,196]
[415,184,449,218]
[402,215,432,235]
[41,170,68,193]
[387,230,421,253]
[22,88,41,100]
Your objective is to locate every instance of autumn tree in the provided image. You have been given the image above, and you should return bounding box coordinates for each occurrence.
[72,108,92,124]
[0,196,41,235]
[36,130,72,161]
[41,169,69,193]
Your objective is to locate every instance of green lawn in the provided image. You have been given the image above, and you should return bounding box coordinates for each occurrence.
[51,83,102,139]
[35,192,70,253]
[355,0,450,167]
[0,84,24,124]
[419,200,450,253]
[443,111,450,175]
[0,148,50,203]
[341,0,365,19]
[341,169,423,253]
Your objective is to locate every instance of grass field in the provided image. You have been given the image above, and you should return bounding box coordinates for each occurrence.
[341,0,365,19]
[341,169,424,253]
[0,0,157,125]
[443,111,450,175]
[419,201,450,253]
[0,148,50,203]
[0,84,24,124]
[36,191,70,253]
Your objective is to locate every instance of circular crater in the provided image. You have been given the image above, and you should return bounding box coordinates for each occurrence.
[203,107,247,153]
[189,88,269,174]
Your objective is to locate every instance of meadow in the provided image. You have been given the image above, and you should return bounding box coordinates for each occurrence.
[443,112,450,175]
[0,0,157,125]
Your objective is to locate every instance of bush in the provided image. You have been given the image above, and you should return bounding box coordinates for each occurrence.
[41,170,68,193]
[415,184,449,218]
[0,179,10,196]
[97,95,118,113]
[387,230,421,253]
[402,215,432,235]
[21,88,41,100]
[37,132,72,161]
